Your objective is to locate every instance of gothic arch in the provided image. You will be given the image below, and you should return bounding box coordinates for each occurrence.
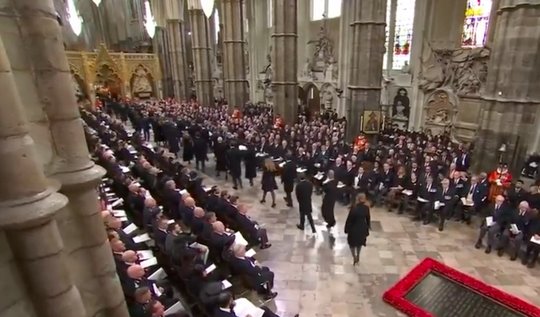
[303,82,321,116]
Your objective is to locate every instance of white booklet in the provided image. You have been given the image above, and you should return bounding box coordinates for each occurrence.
[140,257,158,269]
[245,249,257,258]
[148,267,167,280]
[510,224,520,235]
[221,279,232,290]
[204,264,217,275]
[133,233,151,243]
[337,182,345,188]
[315,173,324,180]
[417,197,428,203]
[530,236,540,245]
[296,168,307,173]
[279,162,286,168]
[485,216,494,227]
[137,250,154,260]
[111,198,124,208]
[234,231,249,246]
[112,209,126,217]
[118,217,128,222]
[152,283,162,297]
[123,223,138,235]
[233,298,265,317]
[402,190,413,196]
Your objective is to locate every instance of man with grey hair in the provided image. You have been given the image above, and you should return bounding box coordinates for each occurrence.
[495,200,530,260]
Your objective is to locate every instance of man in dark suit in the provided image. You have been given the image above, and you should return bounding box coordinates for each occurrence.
[506,180,528,209]
[295,173,316,234]
[193,132,208,172]
[429,178,458,231]
[495,201,531,260]
[281,153,297,207]
[456,151,470,172]
[456,175,488,224]
[237,204,271,249]
[355,166,371,194]
[209,221,235,255]
[227,144,243,190]
[475,195,513,253]
[415,176,438,223]
[321,170,338,231]
[162,180,182,219]
[229,244,277,300]
[374,163,395,206]
[153,217,170,250]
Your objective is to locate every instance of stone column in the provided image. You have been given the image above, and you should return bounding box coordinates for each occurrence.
[188,1,214,106]
[346,0,387,139]
[272,0,298,123]
[167,20,190,100]
[246,0,270,102]
[14,0,130,316]
[221,0,248,108]
[475,0,540,170]
[0,34,85,317]
[336,0,353,116]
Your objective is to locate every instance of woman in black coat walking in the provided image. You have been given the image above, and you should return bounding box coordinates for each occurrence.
[261,158,278,207]
[345,193,371,265]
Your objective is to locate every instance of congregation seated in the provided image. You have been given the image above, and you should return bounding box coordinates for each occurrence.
[236,203,271,249]
[228,244,277,300]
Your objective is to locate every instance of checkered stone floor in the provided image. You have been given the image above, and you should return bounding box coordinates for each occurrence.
[185,159,540,317]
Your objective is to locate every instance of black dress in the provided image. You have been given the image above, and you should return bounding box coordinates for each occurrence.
[214,141,229,172]
[261,167,278,192]
[344,203,371,247]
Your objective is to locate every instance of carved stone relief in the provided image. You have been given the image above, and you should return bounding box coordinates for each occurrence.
[423,88,459,136]
[307,16,337,73]
[131,65,153,95]
[419,42,490,96]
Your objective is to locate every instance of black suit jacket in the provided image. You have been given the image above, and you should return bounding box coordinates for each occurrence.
[295,180,313,214]
[213,308,238,317]
[236,213,259,243]
[417,183,439,202]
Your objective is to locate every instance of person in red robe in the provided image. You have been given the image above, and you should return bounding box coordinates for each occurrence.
[274,115,284,129]
[354,135,368,151]
[488,162,513,202]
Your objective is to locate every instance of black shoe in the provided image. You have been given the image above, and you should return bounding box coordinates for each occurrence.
[286,203,293,207]
[260,199,266,203]
[271,203,276,208]
[510,254,517,261]
[497,249,504,257]
[485,246,492,254]
[527,261,536,269]
[422,219,430,225]
[263,292,278,300]
[438,224,444,232]
[475,241,482,249]
[521,257,529,265]
[412,216,421,221]
[260,243,272,249]
[296,224,304,230]
[233,186,238,190]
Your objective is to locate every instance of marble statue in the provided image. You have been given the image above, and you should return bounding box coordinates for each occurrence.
[302,58,313,78]
[324,57,336,82]
[132,66,152,93]
[321,84,334,109]
[419,42,490,96]
[307,15,335,69]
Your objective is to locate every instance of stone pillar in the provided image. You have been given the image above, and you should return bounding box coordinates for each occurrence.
[346,0,387,139]
[246,0,270,102]
[14,0,130,316]
[336,0,353,116]
[272,0,298,123]
[0,34,85,317]
[475,0,540,170]
[167,20,190,100]
[221,0,248,108]
[188,1,214,106]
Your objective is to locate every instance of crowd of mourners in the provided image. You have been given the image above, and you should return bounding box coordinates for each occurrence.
[85,97,540,316]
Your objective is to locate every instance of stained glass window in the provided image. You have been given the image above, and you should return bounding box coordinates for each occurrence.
[327,0,342,19]
[311,0,325,21]
[392,0,415,70]
[462,0,492,47]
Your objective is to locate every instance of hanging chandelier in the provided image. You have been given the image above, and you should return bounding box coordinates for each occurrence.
[201,0,215,18]
[67,0,83,36]
[144,0,157,38]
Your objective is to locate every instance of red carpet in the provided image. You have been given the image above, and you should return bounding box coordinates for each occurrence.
[383,257,540,317]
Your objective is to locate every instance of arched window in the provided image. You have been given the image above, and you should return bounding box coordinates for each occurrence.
[383,0,416,70]
[462,0,492,47]
[311,0,342,21]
